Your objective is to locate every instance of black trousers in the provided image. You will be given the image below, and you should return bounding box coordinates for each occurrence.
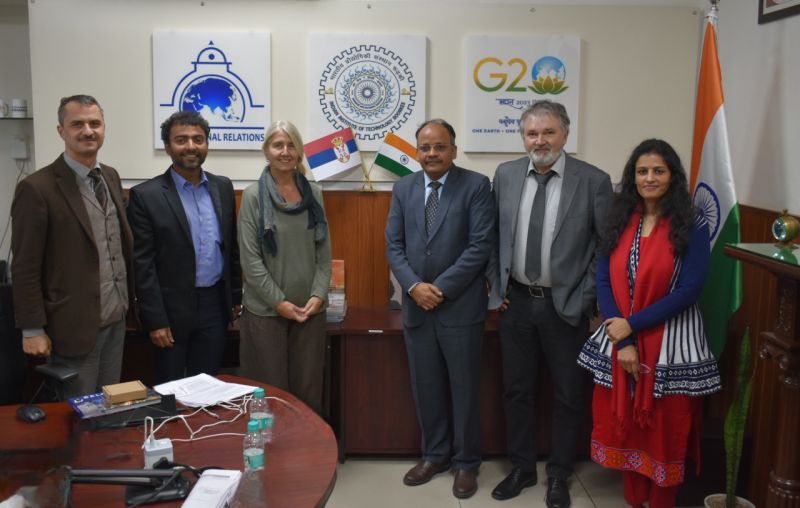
[153,282,228,384]
[499,283,589,479]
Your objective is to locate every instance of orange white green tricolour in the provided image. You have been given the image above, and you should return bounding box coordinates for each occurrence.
[690,6,741,358]
[373,133,422,177]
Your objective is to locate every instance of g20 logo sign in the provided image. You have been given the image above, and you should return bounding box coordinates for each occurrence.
[473,56,568,95]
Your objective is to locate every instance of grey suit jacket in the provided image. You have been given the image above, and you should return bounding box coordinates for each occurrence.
[386,166,495,329]
[127,169,242,335]
[488,154,612,326]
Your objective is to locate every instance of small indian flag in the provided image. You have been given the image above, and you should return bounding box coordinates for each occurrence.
[373,133,421,177]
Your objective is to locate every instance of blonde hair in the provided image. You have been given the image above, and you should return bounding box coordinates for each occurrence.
[262,120,308,176]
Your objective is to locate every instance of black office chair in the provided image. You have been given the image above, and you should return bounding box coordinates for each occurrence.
[0,278,27,404]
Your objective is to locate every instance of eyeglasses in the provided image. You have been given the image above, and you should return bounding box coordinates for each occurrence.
[417,144,452,154]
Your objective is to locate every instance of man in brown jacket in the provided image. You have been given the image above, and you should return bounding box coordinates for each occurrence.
[11,95,133,398]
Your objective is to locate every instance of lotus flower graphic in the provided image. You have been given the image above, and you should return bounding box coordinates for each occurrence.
[530,56,568,95]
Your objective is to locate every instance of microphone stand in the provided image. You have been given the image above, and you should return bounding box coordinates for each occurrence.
[69,465,193,506]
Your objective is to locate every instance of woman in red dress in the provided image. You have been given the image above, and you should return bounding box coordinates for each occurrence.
[578,139,722,508]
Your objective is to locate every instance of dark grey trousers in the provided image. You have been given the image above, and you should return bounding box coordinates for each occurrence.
[403,314,483,471]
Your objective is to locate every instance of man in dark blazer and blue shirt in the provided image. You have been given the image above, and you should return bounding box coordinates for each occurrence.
[128,111,241,383]
[386,119,495,499]
[488,101,612,507]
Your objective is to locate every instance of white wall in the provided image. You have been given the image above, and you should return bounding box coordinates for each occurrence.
[27,0,702,185]
[717,2,800,215]
[0,3,34,265]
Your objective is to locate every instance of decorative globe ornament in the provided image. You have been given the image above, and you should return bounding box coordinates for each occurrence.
[772,209,800,249]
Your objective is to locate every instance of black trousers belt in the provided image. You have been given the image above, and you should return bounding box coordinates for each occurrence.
[509,279,551,298]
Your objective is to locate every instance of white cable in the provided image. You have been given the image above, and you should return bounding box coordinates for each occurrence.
[142,416,155,448]
[266,395,300,413]
[144,393,304,444]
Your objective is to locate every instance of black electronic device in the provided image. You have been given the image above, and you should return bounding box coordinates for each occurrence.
[70,461,196,506]
[84,393,179,430]
[16,404,46,423]
[15,363,79,423]
[35,363,79,383]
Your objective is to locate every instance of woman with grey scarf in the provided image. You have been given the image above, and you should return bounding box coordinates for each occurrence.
[238,120,332,415]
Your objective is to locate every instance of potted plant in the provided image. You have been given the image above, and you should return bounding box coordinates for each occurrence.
[704,328,755,508]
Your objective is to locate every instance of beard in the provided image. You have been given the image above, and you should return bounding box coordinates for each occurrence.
[173,152,205,170]
[529,147,560,168]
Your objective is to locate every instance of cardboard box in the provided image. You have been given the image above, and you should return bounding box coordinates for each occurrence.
[103,380,147,405]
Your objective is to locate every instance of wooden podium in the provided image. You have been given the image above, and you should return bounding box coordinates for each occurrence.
[725,243,800,508]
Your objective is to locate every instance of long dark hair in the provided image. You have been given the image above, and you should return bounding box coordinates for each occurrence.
[598,139,694,256]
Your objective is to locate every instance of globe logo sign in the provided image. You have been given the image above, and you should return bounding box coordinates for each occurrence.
[530,56,568,95]
[155,36,268,149]
[181,75,244,122]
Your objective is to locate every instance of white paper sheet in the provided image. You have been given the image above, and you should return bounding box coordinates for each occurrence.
[155,374,257,408]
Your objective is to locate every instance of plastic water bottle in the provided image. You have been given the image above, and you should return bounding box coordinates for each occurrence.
[250,388,273,444]
[262,408,274,444]
[242,420,264,471]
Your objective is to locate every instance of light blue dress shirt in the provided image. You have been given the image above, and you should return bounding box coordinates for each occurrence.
[170,168,224,288]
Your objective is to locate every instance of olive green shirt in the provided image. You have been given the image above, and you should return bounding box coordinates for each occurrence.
[238,181,332,316]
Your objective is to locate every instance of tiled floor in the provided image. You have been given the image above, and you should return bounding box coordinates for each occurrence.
[327,459,706,507]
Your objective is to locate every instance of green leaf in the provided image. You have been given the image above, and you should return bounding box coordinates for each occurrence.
[724,328,753,508]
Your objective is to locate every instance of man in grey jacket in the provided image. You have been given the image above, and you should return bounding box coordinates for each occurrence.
[489,101,612,507]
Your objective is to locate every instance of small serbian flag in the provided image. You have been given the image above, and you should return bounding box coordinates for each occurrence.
[373,132,422,177]
[304,128,362,181]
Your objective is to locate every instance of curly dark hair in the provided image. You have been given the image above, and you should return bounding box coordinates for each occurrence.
[598,139,695,257]
[160,111,210,145]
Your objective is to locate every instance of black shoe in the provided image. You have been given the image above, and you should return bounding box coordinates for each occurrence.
[491,467,537,500]
[545,477,571,508]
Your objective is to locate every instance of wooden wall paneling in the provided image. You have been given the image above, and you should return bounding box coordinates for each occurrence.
[323,191,392,308]
[233,188,392,307]
[342,331,421,454]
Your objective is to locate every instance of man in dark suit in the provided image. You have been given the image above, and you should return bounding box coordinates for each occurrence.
[128,111,241,383]
[386,119,495,499]
[12,95,133,398]
[488,101,612,507]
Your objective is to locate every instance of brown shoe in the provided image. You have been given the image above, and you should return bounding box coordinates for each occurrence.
[453,468,478,499]
[403,460,450,486]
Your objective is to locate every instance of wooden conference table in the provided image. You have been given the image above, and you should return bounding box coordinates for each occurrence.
[0,375,337,507]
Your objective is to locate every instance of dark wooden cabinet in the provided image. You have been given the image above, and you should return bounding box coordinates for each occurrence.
[725,243,800,508]
[332,306,592,460]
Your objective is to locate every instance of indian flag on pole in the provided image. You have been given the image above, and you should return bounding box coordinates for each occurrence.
[373,133,422,177]
[690,5,742,358]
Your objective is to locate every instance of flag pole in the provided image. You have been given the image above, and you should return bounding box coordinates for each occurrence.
[709,0,719,21]
[360,157,375,192]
